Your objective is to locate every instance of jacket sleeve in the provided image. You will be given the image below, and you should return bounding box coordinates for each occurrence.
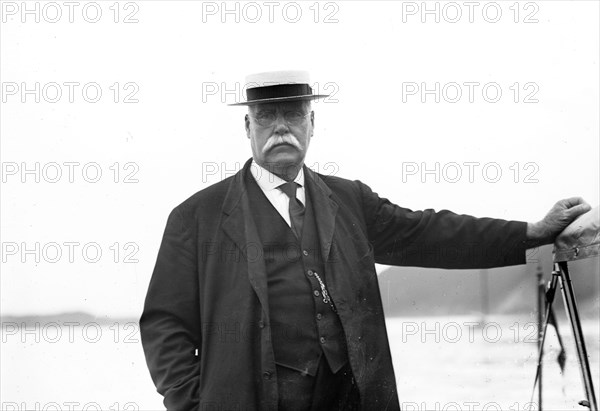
[140,207,201,411]
[356,180,529,269]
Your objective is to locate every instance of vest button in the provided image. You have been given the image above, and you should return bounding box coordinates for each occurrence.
[316,313,322,320]
[263,371,272,379]
[319,337,326,344]
[307,270,314,277]
[313,290,320,297]
[258,321,265,329]
[303,250,309,256]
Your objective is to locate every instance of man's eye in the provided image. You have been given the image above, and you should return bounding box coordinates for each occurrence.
[285,112,303,121]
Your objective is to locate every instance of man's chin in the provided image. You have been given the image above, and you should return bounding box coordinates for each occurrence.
[263,153,304,172]
[266,153,299,164]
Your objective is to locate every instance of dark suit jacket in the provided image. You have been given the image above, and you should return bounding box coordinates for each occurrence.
[140,158,528,411]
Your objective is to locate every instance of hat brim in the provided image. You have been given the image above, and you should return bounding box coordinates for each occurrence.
[228,94,329,106]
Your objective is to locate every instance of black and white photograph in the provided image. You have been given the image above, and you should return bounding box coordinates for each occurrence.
[1,1,599,410]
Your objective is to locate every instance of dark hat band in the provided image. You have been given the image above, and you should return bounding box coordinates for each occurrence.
[246,84,313,102]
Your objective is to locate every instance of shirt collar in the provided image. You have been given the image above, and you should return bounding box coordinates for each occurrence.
[250,159,305,192]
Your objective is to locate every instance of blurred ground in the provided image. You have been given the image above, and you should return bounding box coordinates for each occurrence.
[389,316,599,410]
[2,316,598,410]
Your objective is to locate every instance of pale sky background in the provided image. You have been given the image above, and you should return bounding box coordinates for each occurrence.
[1,1,599,317]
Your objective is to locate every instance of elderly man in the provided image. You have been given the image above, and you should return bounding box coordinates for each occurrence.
[140,71,590,411]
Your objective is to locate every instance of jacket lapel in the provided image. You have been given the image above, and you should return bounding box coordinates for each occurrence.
[221,159,270,319]
[304,166,339,263]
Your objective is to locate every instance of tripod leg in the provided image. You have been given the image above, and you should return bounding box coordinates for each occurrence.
[557,262,598,411]
[538,267,545,411]
[531,272,560,406]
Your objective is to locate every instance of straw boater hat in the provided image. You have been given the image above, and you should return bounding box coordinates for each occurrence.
[228,70,329,106]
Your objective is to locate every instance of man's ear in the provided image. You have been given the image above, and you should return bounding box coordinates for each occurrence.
[245,114,250,138]
[310,111,315,137]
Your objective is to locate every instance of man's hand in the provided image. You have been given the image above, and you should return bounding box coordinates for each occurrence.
[527,197,592,247]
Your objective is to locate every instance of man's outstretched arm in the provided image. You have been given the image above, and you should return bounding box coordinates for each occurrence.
[357,180,590,268]
[140,207,201,411]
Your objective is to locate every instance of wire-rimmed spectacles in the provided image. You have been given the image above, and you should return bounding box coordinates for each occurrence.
[251,111,311,127]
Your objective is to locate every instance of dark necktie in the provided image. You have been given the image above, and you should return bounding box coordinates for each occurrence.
[278,182,305,239]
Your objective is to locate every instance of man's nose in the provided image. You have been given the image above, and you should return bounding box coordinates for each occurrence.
[272,114,290,135]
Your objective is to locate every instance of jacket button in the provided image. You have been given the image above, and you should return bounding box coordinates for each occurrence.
[303,250,309,256]
[316,313,322,320]
[320,337,326,344]
[263,371,272,379]
[313,290,320,297]
[258,321,264,329]
[307,270,314,277]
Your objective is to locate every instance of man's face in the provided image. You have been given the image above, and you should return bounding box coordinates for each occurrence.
[245,100,314,177]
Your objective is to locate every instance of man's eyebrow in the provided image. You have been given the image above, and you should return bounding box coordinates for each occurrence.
[255,108,276,114]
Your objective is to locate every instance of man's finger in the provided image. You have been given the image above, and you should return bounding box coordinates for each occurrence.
[565,203,592,219]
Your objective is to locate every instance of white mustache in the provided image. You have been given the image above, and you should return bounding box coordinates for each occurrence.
[262,134,302,154]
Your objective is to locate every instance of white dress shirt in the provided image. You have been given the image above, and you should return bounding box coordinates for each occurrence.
[250,160,305,228]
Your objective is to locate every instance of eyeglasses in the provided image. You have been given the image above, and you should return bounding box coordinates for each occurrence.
[251,111,311,127]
